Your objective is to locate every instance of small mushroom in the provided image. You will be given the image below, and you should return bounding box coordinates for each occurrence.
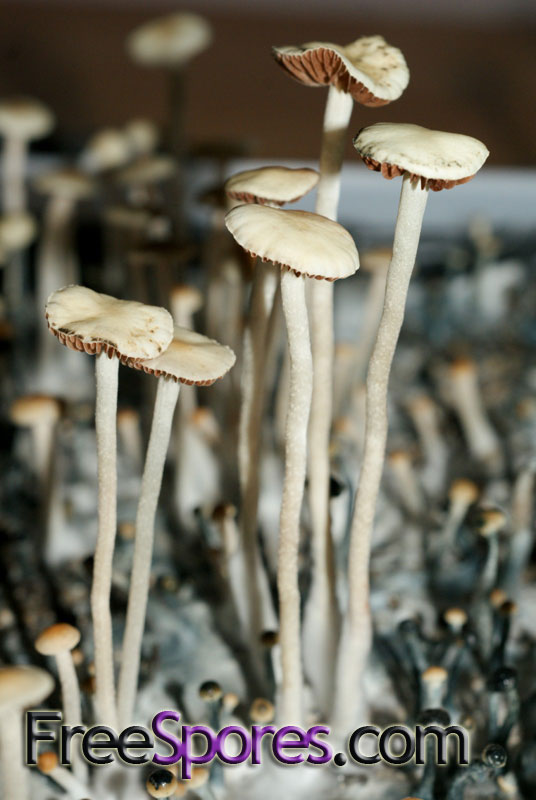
[124,117,159,158]
[117,325,235,728]
[46,285,174,727]
[146,768,178,798]
[80,127,131,174]
[37,751,94,799]
[226,203,357,724]
[0,665,54,800]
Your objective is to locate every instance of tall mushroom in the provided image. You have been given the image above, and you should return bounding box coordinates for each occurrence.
[45,285,174,728]
[117,325,235,728]
[224,166,319,644]
[225,203,358,724]
[0,665,54,800]
[273,36,408,715]
[333,122,489,734]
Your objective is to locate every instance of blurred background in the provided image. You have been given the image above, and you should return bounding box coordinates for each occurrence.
[0,0,535,165]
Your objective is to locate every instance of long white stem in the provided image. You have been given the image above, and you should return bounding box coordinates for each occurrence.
[449,365,503,472]
[91,353,119,729]
[118,377,180,729]
[56,651,87,783]
[304,87,353,717]
[0,710,25,800]
[277,269,313,726]
[333,176,428,733]
[2,136,26,212]
[353,270,388,383]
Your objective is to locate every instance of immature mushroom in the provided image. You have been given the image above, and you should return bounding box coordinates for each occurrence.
[274,35,407,717]
[224,166,319,647]
[226,203,358,724]
[0,96,54,212]
[9,394,61,492]
[406,393,448,499]
[46,285,174,728]
[420,665,448,709]
[0,665,54,800]
[146,768,178,798]
[333,122,488,734]
[81,127,131,174]
[117,325,235,728]
[477,507,507,594]
[387,449,424,516]
[124,117,159,158]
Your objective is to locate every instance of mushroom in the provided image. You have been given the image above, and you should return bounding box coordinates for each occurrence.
[146,769,178,798]
[80,127,131,175]
[46,285,174,727]
[0,209,37,311]
[420,665,448,709]
[115,154,176,209]
[34,623,86,781]
[387,448,424,516]
[333,121,489,734]
[273,36,408,717]
[225,203,358,724]
[124,117,159,158]
[0,665,54,800]
[117,325,235,728]
[37,751,93,799]
[9,393,61,492]
[224,166,319,646]
[0,96,54,212]
[406,393,448,499]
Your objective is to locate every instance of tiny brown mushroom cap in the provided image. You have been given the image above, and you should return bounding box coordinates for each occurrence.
[443,607,468,630]
[122,325,236,385]
[449,478,479,506]
[273,35,409,106]
[0,665,54,710]
[225,204,358,281]
[224,166,319,206]
[45,285,174,360]
[35,623,81,656]
[422,665,448,686]
[477,508,507,537]
[354,123,489,191]
[0,96,54,140]
[250,697,275,723]
[127,12,212,68]
[10,394,62,426]
[37,751,58,774]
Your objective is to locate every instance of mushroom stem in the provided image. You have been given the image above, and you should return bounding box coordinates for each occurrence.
[304,86,353,715]
[353,268,389,382]
[0,708,26,800]
[333,175,428,732]
[55,650,86,782]
[2,136,26,212]
[91,352,120,729]
[277,268,313,725]
[239,262,279,640]
[503,467,535,595]
[118,376,180,729]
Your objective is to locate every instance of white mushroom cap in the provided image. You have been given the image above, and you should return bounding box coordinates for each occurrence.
[116,155,176,187]
[0,211,36,252]
[35,623,81,655]
[127,12,212,68]
[82,128,131,172]
[225,204,359,281]
[354,123,489,190]
[123,325,236,386]
[45,285,174,360]
[10,394,62,426]
[224,166,319,206]
[0,666,54,710]
[273,35,409,106]
[35,168,95,200]
[0,96,54,140]
[124,118,159,157]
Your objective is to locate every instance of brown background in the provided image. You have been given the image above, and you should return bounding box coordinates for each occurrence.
[0,1,534,165]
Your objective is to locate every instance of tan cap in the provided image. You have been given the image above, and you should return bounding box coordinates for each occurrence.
[116,155,176,187]
[443,607,468,629]
[225,204,358,281]
[127,12,212,68]
[122,325,236,385]
[45,285,174,360]
[354,123,489,191]
[37,751,58,774]
[422,665,448,685]
[477,508,507,537]
[35,623,81,656]
[449,479,479,505]
[224,166,319,206]
[273,36,409,106]
[35,167,95,200]
[249,697,275,723]
[0,96,54,140]
[10,394,62,426]
[0,665,54,709]
[83,128,131,172]
[0,211,37,253]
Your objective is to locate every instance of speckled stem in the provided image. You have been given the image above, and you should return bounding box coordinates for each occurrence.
[304,87,353,715]
[333,176,428,733]
[91,352,119,729]
[118,377,180,729]
[277,268,313,726]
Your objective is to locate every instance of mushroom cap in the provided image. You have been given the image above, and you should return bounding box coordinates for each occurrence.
[35,623,81,655]
[127,12,212,68]
[146,769,178,798]
[10,394,62,427]
[0,96,54,140]
[354,123,489,191]
[124,117,159,157]
[422,665,448,685]
[83,128,131,172]
[170,284,204,316]
[250,697,275,723]
[224,166,319,206]
[45,285,174,360]
[0,665,54,710]
[35,167,95,200]
[477,507,507,537]
[489,588,508,609]
[122,325,236,385]
[225,204,358,281]
[37,751,58,774]
[449,478,479,505]
[0,211,37,252]
[116,155,176,187]
[443,607,468,628]
[273,35,409,106]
